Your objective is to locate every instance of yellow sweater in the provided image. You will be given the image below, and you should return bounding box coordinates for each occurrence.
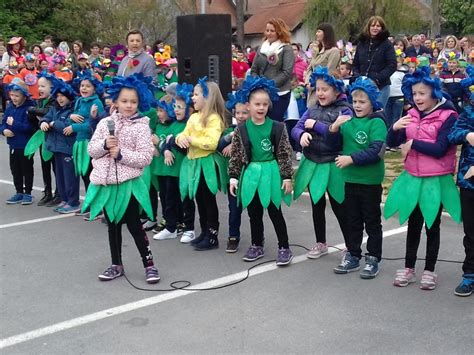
[175,112,223,159]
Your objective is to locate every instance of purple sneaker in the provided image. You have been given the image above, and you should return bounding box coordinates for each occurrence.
[145,266,160,284]
[98,265,124,281]
[276,248,293,266]
[242,245,264,262]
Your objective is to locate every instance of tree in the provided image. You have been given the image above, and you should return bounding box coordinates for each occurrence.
[304,0,427,41]
[432,0,441,37]
[440,0,474,36]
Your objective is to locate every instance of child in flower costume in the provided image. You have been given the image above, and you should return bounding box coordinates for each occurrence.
[385,66,461,290]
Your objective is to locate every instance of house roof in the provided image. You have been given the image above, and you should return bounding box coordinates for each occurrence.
[244,1,307,35]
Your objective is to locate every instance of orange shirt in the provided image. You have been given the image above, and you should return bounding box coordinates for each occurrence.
[54,68,73,82]
[2,71,22,85]
[20,68,40,99]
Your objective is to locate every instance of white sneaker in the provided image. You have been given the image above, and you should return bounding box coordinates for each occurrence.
[153,228,177,240]
[180,230,195,243]
[296,152,302,161]
[142,220,157,231]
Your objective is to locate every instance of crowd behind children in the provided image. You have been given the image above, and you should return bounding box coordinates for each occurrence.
[0,22,473,297]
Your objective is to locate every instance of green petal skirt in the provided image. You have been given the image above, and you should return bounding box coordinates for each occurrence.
[72,140,90,176]
[24,130,53,161]
[384,171,461,229]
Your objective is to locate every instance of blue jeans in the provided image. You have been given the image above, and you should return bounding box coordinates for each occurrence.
[54,153,79,207]
[378,85,390,110]
[227,188,242,238]
[385,96,404,128]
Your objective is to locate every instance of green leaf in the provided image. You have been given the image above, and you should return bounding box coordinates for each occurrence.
[439,174,462,224]
[327,163,345,204]
[419,176,441,229]
[132,177,153,220]
[241,163,262,209]
[309,163,330,205]
[24,130,45,158]
[258,162,272,209]
[293,157,316,199]
[201,155,218,195]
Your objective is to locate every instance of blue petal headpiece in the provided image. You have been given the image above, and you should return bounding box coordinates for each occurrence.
[175,82,194,118]
[51,79,76,101]
[72,70,103,95]
[107,73,156,112]
[401,66,444,102]
[310,66,345,93]
[38,71,58,85]
[7,78,31,97]
[198,76,209,97]
[225,90,248,110]
[238,76,279,103]
[349,77,382,110]
[156,99,176,120]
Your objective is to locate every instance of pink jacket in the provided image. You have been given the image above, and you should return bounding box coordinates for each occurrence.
[293,56,308,84]
[88,112,154,185]
[404,107,457,177]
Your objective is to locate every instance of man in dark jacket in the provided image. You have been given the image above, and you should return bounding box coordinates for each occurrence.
[405,35,431,58]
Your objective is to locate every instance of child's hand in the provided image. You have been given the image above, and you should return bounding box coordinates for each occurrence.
[300,132,312,147]
[70,114,84,123]
[106,136,118,148]
[464,166,474,180]
[40,122,49,132]
[393,115,412,131]
[467,132,474,147]
[90,104,98,119]
[335,155,353,168]
[164,150,175,165]
[304,119,317,130]
[222,144,232,157]
[177,136,190,149]
[281,180,293,194]
[229,179,238,197]
[151,134,159,146]
[6,116,14,125]
[63,126,73,136]
[109,104,117,115]
[400,139,413,159]
[330,115,351,132]
[109,146,120,159]
[3,129,14,137]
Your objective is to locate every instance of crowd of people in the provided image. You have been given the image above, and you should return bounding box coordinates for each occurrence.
[0,17,473,298]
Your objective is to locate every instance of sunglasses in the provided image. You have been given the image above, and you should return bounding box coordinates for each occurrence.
[173,103,185,110]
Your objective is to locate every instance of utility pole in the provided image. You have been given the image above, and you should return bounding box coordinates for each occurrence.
[236,0,245,48]
[201,0,206,14]
[431,0,441,37]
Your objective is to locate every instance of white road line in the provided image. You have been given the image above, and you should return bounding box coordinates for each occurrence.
[0,226,407,349]
[0,214,75,229]
[0,179,85,200]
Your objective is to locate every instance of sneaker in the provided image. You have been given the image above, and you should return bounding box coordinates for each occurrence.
[333,252,360,274]
[242,245,264,261]
[226,237,240,253]
[143,220,157,231]
[153,228,178,240]
[98,265,124,281]
[57,204,81,214]
[393,268,416,287]
[190,231,206,246]
[37,192,53,206]
[180,230,195,243]
[360,255,379,279]
[46,195,62,207]
[454,274,474,297]
[177,223,185,237]
[75,209,88,216]
[21,194,33,205]
[194,231,219,250]
[276,248,293,266]
[6,193,23,204]
[420,270,438,290]
[152,219,167,233]
[53,201,67,212]
[84,212,103,221]
[307,242,328,259]
[295,152,302,161]
[145,266,160,284]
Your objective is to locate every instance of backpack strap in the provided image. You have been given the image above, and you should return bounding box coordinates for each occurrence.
[270,120,284,154]
[237,122,251,162]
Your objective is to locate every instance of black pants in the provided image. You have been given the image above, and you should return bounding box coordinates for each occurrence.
[195,173,219,233]
[9,148,34,194]
[40,151,57,195]
[311,192,346,244]
[344,183,383,261]
[104,196,154,268]
[405,205,442,272]
[149,184,158,222]
[247,193,289,249]
[268,92,291,122]
[180,197,195,231]
[460,188,474,274]
[81,162,92,191]
[158,175,180,232]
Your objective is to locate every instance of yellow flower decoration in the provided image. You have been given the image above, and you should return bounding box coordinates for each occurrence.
[164,45,171,53]
[162,52,171,60]
[154,52,164,65]
[395,48,403,57]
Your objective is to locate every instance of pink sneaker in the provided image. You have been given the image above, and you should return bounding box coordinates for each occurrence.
[393,268,416,287]
[307,242,328,259]
[420,270,438,290]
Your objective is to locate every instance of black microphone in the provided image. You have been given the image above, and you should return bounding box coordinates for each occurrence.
[107,119,115,136]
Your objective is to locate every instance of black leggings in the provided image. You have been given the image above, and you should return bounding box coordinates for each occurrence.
[247,193,289,249]
[40,151,57,194]
[9,148,34,194]
[405,205,442,272]
[310,192,346,244]
[195,173,219,233]
[105,196,154,268]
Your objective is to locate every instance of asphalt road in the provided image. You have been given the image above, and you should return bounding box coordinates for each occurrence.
[0,138,472,354]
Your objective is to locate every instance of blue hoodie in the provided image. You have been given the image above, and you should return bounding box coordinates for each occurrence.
[41,101,76,155]
[0,97,35,149]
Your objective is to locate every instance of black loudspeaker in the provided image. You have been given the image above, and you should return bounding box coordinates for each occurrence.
[177,14,232,98]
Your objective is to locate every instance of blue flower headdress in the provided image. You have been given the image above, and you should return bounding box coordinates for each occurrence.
[156,99,176,120]
[7,78,31,97]
[225,89,248,110]
[107,73,156,112]
[309,66,345,93]
[197,76,209,97]
[38,71,59,85]
[401,66,444,102]
[72,70,103,95]
[51,79,76,101]
[349,77,382,110]
[238,75,279,103]
[174,82,194,118]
